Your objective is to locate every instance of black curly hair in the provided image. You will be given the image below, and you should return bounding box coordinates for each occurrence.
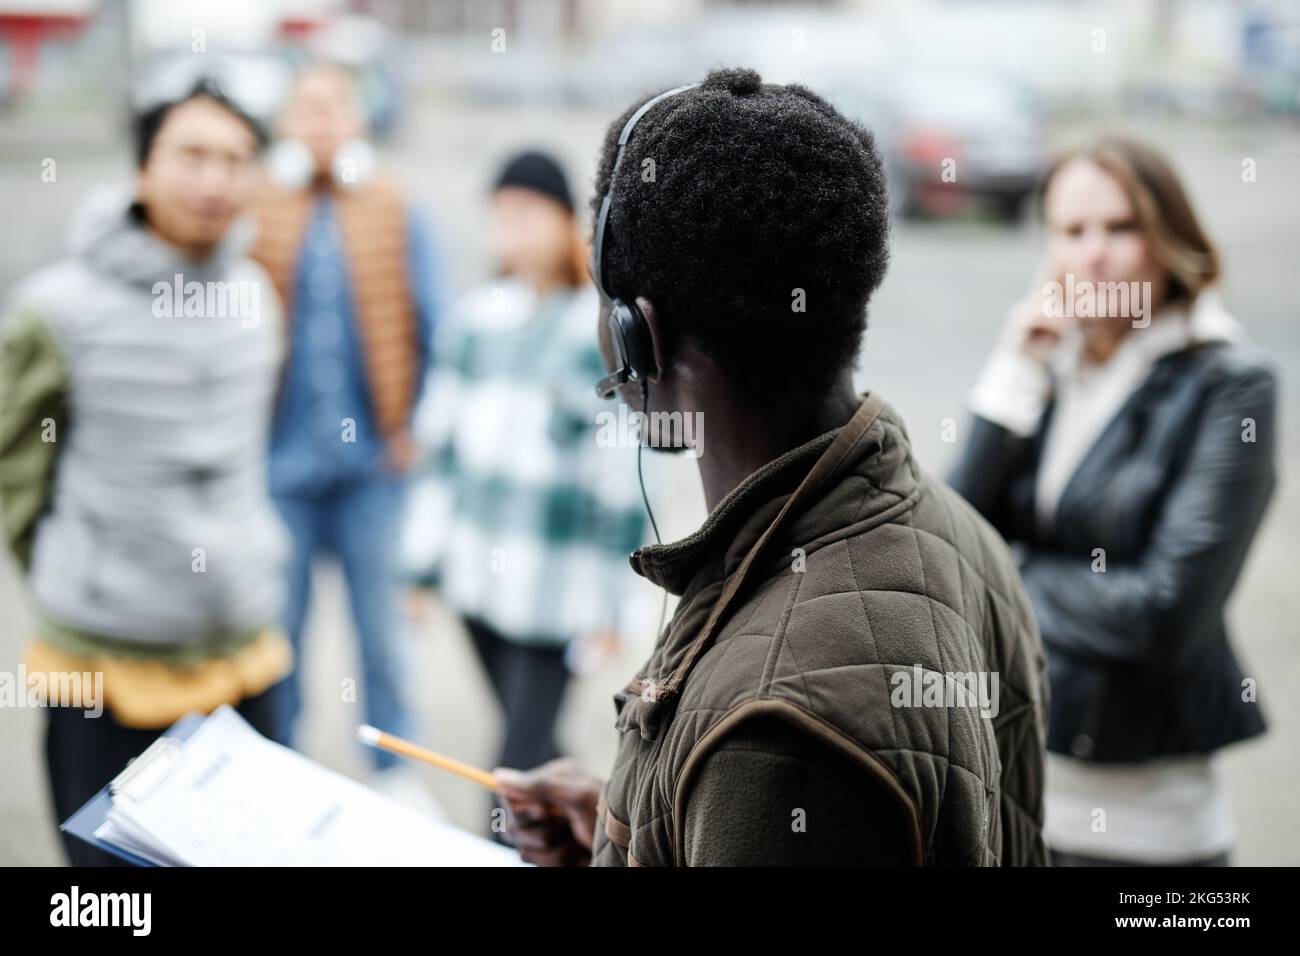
[592,67,890,400]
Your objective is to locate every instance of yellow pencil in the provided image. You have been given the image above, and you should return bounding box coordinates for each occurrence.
[357,725,499,792]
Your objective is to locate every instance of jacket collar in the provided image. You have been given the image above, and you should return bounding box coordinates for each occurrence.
[1049,287,1243,383]
[630,392,918,597]
[617,391,917,741]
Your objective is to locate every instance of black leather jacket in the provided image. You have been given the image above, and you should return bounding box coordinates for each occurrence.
[949,341,1274,763]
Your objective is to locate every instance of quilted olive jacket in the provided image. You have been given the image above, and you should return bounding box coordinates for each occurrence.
[591,392,1049,866]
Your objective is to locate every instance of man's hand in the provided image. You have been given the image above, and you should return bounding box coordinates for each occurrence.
[385,427,417,472]
[494,758,605,867]
[402,586,435,623]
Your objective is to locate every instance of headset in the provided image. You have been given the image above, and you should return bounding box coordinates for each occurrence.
[592,84,698,630]
[593,83,699,401]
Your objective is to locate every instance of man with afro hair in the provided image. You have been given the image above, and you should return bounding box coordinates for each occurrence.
[494,68,1048,867]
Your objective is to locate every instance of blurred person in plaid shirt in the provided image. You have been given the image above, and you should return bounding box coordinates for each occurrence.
[403,150,647,827]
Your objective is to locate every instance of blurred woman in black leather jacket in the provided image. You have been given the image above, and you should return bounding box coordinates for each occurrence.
[949,138,1275,866]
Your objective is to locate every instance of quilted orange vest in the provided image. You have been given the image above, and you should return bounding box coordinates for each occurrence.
[249,177,418,437]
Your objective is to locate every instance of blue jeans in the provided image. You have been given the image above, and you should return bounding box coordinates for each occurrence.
[272,476,410,770]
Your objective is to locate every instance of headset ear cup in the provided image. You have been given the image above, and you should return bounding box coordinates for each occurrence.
[620,301,659,383]
[607,304,631,375]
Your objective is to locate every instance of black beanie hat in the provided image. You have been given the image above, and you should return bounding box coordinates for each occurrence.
[493,149,574,211]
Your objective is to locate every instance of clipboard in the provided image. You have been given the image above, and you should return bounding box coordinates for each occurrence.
[60,711,207,867]
[59,705,527,866]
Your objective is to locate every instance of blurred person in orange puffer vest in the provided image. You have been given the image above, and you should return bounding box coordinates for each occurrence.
[249,62,447,804]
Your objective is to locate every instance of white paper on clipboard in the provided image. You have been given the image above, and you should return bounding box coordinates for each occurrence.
[105,705,525,866]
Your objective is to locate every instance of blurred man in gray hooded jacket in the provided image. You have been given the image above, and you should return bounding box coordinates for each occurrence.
[0,80,290,865]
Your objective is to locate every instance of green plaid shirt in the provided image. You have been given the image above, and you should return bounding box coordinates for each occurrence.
[404,281,648,646]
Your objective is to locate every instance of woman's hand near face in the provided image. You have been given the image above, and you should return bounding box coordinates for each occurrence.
[998,273,1071,365]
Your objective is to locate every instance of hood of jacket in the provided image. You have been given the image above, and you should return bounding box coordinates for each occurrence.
[67,184,256,289]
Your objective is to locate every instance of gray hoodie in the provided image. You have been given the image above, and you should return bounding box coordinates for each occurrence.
[6,187,288,646]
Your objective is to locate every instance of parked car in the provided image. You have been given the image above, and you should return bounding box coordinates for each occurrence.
[889,73,1047,221]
